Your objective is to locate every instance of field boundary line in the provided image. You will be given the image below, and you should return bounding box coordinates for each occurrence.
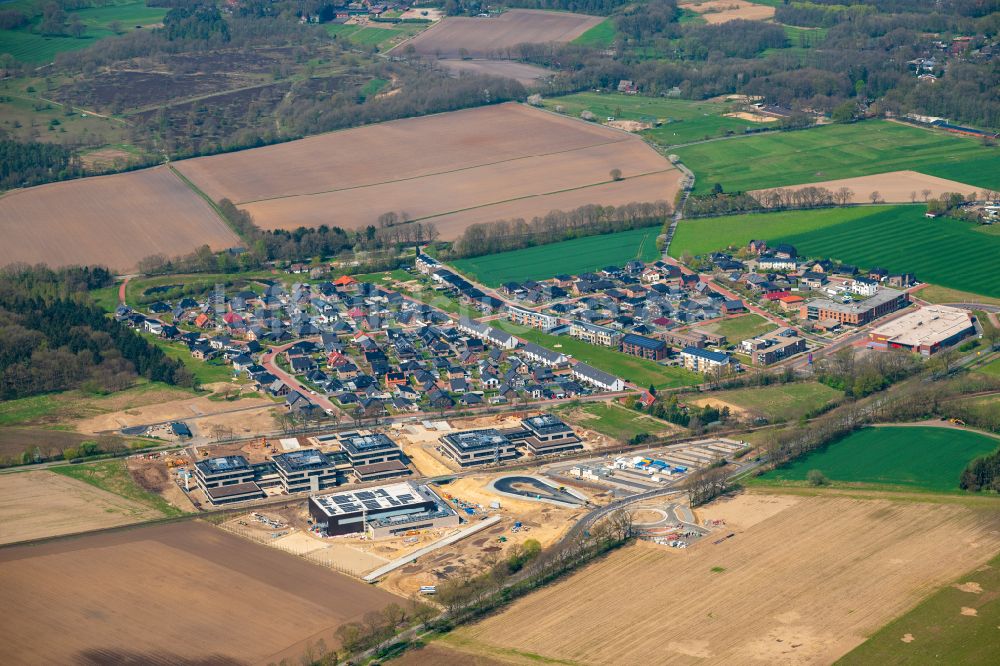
[235,137,633,205]
[167,165,251,243]
[407,169,676,223]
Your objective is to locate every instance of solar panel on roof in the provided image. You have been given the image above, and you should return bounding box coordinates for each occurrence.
[398,494,414,502]
[341,503,361,512]
[387,498,400,506]
[356,491,375,500]
[374,489,389,497]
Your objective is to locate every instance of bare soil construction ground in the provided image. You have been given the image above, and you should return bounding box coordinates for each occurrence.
[724,110,778,123]
[446,491,1000,664]
[0,166,240,271]
[75,391,277,436]
[680,0,776,24]
[436,59,554,85]
[0,521,399,665]
[173,103,677,238]
[399,9,602,58]
[0,470,163,545]
[749,170,980,204]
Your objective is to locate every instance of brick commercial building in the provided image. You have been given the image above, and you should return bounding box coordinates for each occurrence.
[621,333,669,360]
[799,288,908,326]
[308,482,459,538]
[867,305,975,355]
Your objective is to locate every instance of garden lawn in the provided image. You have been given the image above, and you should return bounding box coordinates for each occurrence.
[493,321,702,389]
[1,0,166,63]
[558,402,674,441]
[140,333,233,385]
[699,313,776,341]
[754,426,1000,493]
[673,120,1000,194]
[671,205,1000,299]
[571,19,616,48]
[451,227,661,287]
[542,92,756,147]
[696,381,841,422]
[838,550,1000,666]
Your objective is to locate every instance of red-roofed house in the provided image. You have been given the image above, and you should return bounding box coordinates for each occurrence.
[334,275,358,287]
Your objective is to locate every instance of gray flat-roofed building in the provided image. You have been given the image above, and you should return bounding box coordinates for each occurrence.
[204,482,265,504]
[518,414,583,455]
[194,455,255,491]
[309,481,459,537]
[272,449,340,493]
[340,433,404,467]
[439,428,518,466]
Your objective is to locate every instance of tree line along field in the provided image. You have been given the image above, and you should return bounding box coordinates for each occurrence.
[670,205,1000,299]
[443,493,1000,664]
[673,120,1000,195]
[754,426,1000,493]
[541,92,760,148]
[450,226,661,287]
[0,0,167,63]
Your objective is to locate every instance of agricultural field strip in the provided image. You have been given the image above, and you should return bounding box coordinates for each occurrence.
[173,103,642,203]
[235,135,637,205]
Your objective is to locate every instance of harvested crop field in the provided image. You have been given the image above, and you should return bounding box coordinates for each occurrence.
[0,166,240,271]
[399,9,602,58]
[446,492,1000,664]
[436,59,554,85]
[0,521,399,664]
[680,0,775,24]
[0,470,163,545]
[750,170,980,204]
[174,103,677,238]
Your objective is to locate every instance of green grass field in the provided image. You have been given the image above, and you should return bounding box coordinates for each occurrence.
[671,205,1000,298]
[695,381,842,422]
[140,333,234,385]
[974,355,1000,377]
[674,120,1000,194]
[838,549,1000,665]
[52,459,183,517]
[1,1,166,63]
[542,92,757,147]
[451,227,661,287]
[754,426,1000,493]
[571,18,616,48]
[698,313,776,342]
[326,21,427,50]
[918,284,1000,307]
[493,320,702,390]
[557,402,675,441]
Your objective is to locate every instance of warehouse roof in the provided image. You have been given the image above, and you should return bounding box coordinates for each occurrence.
[869,305,973,348]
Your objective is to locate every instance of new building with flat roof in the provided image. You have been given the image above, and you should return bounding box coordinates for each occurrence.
[439,428,518,466]
[337,432,410,482]
[507,305,560,331]
[517,414,583,455]
[272,449,341,493]
[740,328,806,366]
[194,455,265,504]
[680,347,739,373]
[800,288,907,326]
[868,305,974,355]
[309,481,459,537]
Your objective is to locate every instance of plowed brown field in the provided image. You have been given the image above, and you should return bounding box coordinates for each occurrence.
[399,9,602,58]
[680,0,775,24]
[447,493,1000,664]
[750,170,980,204]
[0,166,239,271]
[0,521,399,664]
[174,104,677,238]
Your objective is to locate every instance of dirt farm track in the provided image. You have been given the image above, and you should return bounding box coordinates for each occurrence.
[0,521,398,664]
[444,492,1000,665]
[0,166,240,271]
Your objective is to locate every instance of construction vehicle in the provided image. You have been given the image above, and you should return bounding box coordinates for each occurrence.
[949,418,966,425]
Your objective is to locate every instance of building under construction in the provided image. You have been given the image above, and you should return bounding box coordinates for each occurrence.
[308,481,459,537]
